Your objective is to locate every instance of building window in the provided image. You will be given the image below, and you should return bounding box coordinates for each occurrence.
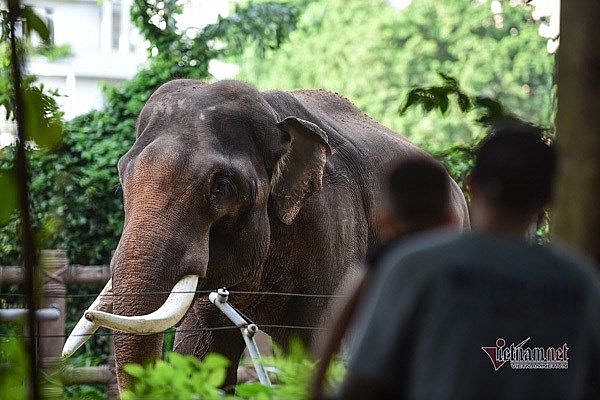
[112,2,121,50]
[44,7,55,45]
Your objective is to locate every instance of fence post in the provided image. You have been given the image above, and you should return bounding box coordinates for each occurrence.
[39,250,67,397]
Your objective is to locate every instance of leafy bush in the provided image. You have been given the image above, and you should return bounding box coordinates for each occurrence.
[122,339,345,400]
[33,43,73,61]
[122,353,229,400]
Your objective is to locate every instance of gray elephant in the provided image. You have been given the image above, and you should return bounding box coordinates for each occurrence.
[63,79,469,390]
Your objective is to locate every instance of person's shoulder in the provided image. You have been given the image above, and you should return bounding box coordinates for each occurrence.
[374,229,467,276]
[384,228,461,257]
[542,240,600,289]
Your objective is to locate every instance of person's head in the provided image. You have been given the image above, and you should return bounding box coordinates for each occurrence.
[468,121,556,237]
[379,157,453,241]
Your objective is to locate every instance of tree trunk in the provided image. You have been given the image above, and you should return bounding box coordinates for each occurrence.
[552,1,600,264]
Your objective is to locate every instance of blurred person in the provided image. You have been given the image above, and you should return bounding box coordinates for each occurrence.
[338,123,600,400]
[311,157,458,399]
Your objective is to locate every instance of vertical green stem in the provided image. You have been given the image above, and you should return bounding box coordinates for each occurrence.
[7,0,41,398]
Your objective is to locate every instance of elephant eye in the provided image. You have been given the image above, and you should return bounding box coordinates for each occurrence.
[209,175,238,204]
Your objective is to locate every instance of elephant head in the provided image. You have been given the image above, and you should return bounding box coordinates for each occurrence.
[63,80,331,389]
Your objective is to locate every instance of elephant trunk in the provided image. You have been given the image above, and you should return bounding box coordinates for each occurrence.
[111,251,167,390]
[63,186,210,390]
[105,230,204,390]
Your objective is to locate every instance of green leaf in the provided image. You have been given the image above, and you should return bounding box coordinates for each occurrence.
[438,95,449,114]
[235,382,273,396]
[0,169,18,225]
[205,366,227,388]
[474,96,504,118]
[166,352,191,370]
[22,87,63,149]
[203,353,229,370]
[457,92,472,112]
[423,97,435,112]
[21,6,51,44]
[123,363,145,378]
[438,72,459,90]
[399,89,421,114]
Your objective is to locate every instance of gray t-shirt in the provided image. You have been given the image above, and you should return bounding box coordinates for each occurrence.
[345,231,600,400]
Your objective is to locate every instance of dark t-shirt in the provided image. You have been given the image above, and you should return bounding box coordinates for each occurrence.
[345,231,600,400]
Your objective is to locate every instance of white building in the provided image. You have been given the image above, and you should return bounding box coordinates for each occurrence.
[0,0,233,147]
[26,0,147,119]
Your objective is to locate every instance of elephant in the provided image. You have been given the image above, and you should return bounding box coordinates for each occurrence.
[63,79,469,390]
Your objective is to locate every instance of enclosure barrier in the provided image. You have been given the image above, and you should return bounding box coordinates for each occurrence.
[1,250,343,398]
[0,250,118,400]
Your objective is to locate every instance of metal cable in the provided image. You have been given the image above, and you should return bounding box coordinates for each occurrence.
[17,324,329,339]
[0,290,349,299]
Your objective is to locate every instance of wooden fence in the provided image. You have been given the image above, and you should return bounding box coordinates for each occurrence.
[0,250,118,399]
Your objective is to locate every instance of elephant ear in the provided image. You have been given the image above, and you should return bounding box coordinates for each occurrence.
[271,117,332,225]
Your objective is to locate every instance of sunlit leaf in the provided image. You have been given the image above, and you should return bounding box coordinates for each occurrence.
[22,87,63,149]
[235,382,273,397]
[203,353,229,370]
[124,363,145,378]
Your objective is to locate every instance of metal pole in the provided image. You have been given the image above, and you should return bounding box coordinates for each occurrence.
[0,307,60,321]
[242,324,272,386]
[209,289,272,386]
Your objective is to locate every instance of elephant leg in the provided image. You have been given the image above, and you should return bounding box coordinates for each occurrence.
[173,296,246,390]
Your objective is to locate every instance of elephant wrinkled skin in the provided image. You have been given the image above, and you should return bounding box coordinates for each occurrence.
[67,79,469,390]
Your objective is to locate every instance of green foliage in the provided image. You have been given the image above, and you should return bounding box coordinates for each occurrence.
[236,339,345,400]
[0,5,54,121]
[203,2,299,56]
[34,43,73,62]
[0,5,63,230]
[131,0,299,74]
[0,167,18,224]
[0,335,28,400]
[238,0,555,155]
[399,71,555,186]
[22,85,63,148]
[0,5,51,46]
[400,72,548,129]
[122,353,230,400]
[63,384,105,400]
[121,339,345,400]
[19,5,51,44]
[131,0,182,56]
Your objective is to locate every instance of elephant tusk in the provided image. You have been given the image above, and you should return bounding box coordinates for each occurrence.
[62,279,113,358]
[84,275,198,335]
